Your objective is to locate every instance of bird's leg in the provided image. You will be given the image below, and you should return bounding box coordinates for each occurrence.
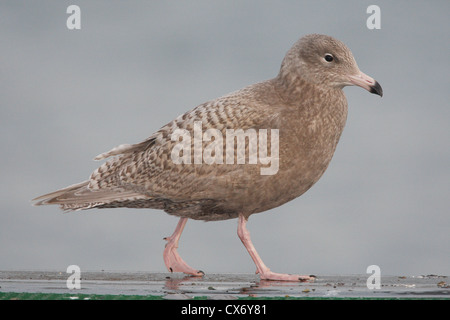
[237,214,315,282]
[163,217,204,276]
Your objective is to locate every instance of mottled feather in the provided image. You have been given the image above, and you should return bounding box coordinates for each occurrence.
[33,34,382,221]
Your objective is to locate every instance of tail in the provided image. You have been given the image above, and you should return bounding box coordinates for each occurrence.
[33,181,92,210]
[32,181,146,211]
[32,137,157,211]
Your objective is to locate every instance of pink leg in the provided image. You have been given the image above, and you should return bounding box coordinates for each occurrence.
[237,214,315,282]
[163,217,204,276]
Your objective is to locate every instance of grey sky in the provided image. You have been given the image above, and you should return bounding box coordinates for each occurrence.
[0,1,449,277]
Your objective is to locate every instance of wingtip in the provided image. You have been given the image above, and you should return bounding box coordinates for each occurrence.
[93,144,133,161]
[93,154,106,161]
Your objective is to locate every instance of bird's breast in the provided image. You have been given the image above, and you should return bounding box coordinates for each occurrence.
[243,93,348,215]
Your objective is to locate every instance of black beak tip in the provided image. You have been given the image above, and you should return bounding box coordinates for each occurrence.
[370,81,383,97]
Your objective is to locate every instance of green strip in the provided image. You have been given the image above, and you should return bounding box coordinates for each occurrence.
[0,292,164,300]
[1,292,447,300]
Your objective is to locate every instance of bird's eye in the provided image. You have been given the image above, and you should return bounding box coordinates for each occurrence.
[324,54,334,62]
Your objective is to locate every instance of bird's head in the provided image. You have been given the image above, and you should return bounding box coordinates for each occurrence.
[279,34,383,97]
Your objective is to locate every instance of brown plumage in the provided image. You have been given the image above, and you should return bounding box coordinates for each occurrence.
[33,34,382,281]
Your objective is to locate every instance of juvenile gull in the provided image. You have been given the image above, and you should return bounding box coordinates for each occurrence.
[33,34,383,281]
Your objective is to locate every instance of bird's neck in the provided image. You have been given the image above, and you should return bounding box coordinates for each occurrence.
[272,72,348,149]
[273,72,335,106]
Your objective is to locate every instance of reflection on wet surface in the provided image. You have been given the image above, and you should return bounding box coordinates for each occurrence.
[0,271,448,299]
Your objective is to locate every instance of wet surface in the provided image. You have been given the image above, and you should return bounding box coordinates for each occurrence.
[0,271,449,299]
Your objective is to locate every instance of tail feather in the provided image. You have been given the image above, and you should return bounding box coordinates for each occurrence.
[32,181,147,211]
[33,137,157,211]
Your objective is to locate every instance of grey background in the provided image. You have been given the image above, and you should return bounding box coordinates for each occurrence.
[1,1,449,277]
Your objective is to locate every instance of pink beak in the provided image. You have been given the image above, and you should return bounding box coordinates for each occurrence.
[349,71,383,97]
